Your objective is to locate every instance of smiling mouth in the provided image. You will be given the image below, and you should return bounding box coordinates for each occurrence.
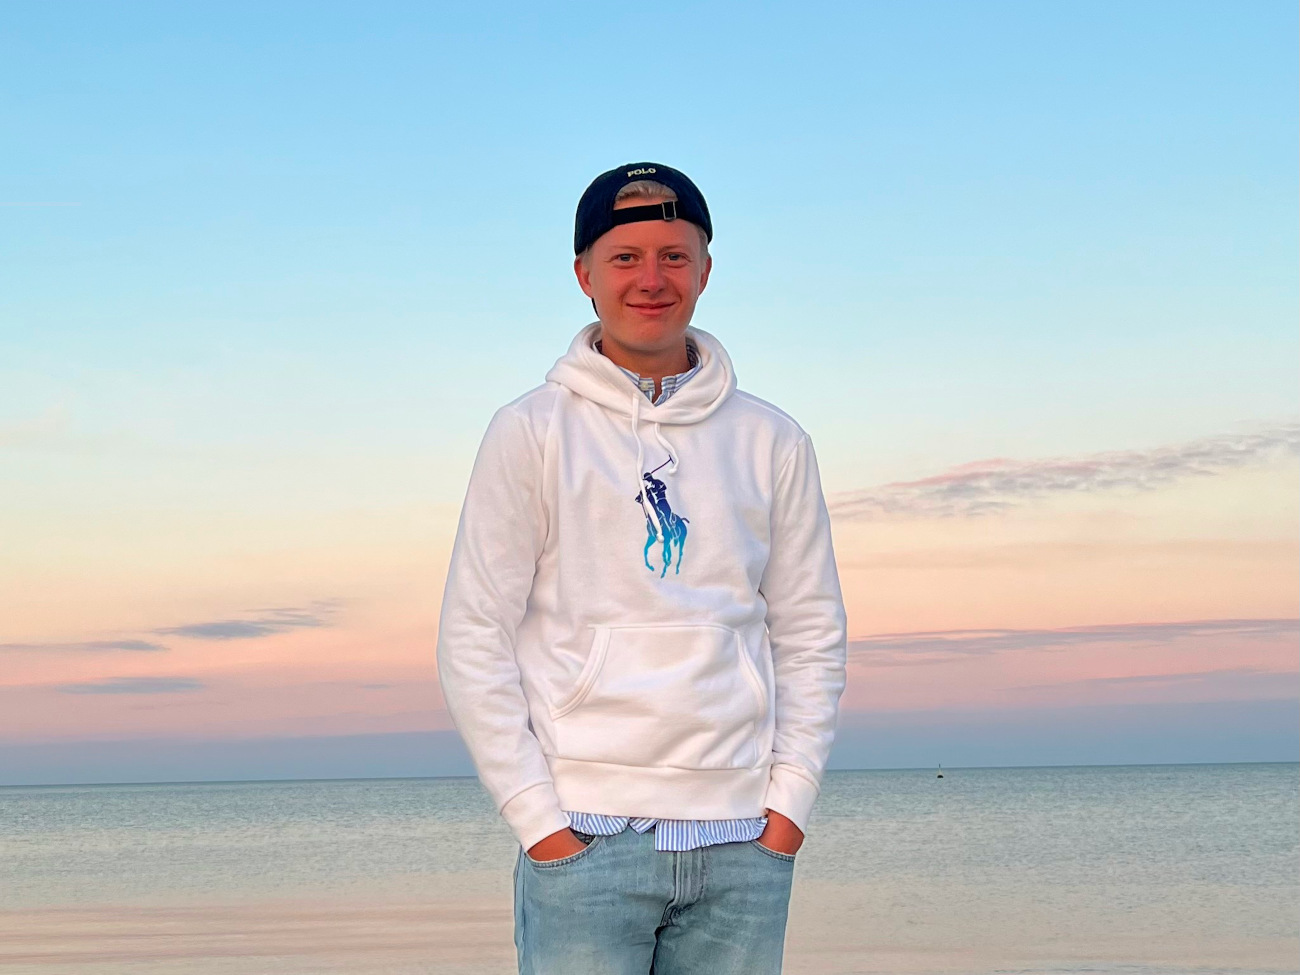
[629,302,674,311]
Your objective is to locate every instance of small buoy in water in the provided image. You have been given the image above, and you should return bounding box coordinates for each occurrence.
[936,763,944,779]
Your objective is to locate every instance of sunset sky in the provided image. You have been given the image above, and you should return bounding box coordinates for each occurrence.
[1,1,1296,784]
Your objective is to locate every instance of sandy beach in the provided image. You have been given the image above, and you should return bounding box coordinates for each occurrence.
[2,875,1295,975]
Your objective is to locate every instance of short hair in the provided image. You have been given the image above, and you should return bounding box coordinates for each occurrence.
[615,179,677,204]
[578,179,710,266]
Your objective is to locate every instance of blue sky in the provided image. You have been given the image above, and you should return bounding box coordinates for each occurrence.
[4,1,1294,481]
[1,1,1296,782]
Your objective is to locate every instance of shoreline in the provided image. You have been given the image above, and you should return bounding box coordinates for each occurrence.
[2,881,1295,975]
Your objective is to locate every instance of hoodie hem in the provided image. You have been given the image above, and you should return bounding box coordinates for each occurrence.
[546,756,771,820]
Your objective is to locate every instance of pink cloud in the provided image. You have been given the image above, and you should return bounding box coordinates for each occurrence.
[829,421,1299,520]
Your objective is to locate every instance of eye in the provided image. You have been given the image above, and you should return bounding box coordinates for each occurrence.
[664,252,687,263]
[613,253,636,263]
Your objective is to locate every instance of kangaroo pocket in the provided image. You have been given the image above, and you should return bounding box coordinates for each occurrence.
[549,623,767,770]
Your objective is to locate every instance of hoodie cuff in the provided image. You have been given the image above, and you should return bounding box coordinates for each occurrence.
[500,780,572,852]
[762,764,821,833]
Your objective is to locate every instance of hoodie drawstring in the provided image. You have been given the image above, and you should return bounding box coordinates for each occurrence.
[630,391,678,539]
[653,423,678,474]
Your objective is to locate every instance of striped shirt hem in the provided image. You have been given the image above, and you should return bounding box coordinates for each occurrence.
[564,809,769,852]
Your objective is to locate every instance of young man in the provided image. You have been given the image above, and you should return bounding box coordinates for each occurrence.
[436,162,847,974]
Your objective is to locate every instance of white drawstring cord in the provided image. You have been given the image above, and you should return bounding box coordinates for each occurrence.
[653,423,678,474]
[630,393,664,538]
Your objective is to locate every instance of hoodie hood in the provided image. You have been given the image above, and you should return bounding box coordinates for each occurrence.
[545,321,737,425]
[545,321,737,541]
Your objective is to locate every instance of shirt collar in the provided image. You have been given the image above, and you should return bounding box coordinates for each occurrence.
[594,337,701,407]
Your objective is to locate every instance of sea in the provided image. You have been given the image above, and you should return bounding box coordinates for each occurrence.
[0,763,1295,975]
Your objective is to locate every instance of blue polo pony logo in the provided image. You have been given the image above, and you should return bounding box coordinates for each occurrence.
[634,460,689,578]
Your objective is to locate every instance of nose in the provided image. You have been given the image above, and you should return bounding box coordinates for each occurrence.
[636,258,666,292]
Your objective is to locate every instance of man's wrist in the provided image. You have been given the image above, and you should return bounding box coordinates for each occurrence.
[762,765,819,833]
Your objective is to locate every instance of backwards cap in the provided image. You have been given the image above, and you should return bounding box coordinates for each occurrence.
[574,162,713,255]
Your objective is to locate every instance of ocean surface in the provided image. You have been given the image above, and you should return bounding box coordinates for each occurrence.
[0,763,1295,974]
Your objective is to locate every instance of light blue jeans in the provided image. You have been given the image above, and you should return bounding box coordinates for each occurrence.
[513,822,796,974]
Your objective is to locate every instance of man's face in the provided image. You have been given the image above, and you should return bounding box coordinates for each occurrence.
[573,204,712,360]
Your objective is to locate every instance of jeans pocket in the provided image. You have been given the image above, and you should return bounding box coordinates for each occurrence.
[749,839,797,862]
[524,832,605,869]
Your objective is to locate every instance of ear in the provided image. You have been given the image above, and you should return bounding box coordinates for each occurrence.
[573,255,595,298]
[697,253,713,295]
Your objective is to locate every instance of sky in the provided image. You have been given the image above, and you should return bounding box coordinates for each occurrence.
[1,0,1296,784]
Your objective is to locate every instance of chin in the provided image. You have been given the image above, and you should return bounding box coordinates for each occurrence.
[606,318,689,346]
[635,329,691,352]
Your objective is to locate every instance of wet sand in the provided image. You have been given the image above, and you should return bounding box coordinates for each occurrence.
[0,900,510,974]
[2,878,1294,975]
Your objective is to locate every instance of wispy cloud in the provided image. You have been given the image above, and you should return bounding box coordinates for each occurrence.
[837,538,1295,570]
[0,639,167,653]
[55,676,205,695]
[3,599,344,654]
[1014,666,1300,703]
[828,421,1300,520]
[1029,666,1289,689]
[155,599,342,641]
[850,617,1300,666]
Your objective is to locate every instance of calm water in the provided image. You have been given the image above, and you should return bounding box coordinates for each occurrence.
[0,763,1295,974]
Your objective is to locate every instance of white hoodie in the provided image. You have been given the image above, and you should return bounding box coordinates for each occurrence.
[435,321,848,852]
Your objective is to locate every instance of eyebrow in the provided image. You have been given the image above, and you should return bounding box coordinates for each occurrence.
[605,244,691,255]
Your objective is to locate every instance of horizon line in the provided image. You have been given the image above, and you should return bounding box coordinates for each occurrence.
[2,759,1295,791]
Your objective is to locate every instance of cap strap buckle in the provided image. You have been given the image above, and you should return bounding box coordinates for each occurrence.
[608,200,682,229]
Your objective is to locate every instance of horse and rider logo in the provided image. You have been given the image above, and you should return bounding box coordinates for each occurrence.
[634,459,689,578]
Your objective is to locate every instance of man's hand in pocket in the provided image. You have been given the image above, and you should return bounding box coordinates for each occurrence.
[527,828,589,862]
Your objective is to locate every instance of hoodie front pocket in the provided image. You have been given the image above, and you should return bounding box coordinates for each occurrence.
[550,623,767,770]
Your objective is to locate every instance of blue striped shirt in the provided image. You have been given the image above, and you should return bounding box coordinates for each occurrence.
[568,334,769,851]
[565,809,768,852]
[595,337,701,405]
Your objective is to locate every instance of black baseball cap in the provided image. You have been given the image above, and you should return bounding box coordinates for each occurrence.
[574,162,713,255]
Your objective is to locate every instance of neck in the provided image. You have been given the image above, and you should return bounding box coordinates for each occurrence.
[597,330,691,396]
